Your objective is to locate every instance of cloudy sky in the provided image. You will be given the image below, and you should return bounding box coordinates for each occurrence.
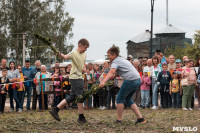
[65,0,200,60]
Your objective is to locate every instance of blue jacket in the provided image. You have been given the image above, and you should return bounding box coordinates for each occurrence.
[29,67,41,88]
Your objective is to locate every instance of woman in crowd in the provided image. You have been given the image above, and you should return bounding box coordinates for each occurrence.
[7,61,22,112]
[181,60,196,111]
[151,56,162,110]
[35,65,52,110]
[93,64,100,108]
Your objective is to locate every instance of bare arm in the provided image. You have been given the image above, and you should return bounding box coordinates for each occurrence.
[99,68,116,88]
[60,53,70,60]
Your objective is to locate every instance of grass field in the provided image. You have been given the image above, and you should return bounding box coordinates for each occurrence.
[0,108,200,133]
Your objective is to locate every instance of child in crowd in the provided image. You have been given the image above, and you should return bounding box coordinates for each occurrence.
[157,63,171,108]
[144,59,154,106]
[53,73,61,106]
[170,71,182,109]
[0,69,9,113]
[63,70,72,109]
[84,68,93,109]
[17,65,25,110]
[140,69,151,109]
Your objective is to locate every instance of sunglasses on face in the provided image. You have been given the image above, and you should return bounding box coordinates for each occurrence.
[143,60,147,61]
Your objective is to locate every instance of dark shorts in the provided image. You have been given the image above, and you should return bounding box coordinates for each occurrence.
[65,79,84,103]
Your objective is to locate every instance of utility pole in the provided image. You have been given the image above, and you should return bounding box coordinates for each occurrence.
[149,0,155,58]
[23,33,26,66]
[166,0,168,25]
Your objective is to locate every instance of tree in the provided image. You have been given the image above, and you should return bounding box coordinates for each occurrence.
[184,30,200,60]
[164,45,186,60]
[164,30,200,61]
[0,0,74,65]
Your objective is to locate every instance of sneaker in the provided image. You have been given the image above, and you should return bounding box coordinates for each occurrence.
[152,106,158,110]
[196,107,200,110]
[115,120,122,124]
[112,106,116,109]
[101,106,106,110]
[77,114,87,123]
[135,118,148,125]
[18,108,23,113]
[10,108,14,112]
[49,108,61,121]
[99,106,102,109]
[188,108,193,111]
[182,108,188,111]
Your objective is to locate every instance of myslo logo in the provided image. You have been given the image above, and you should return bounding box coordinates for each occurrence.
[173,127,198,132]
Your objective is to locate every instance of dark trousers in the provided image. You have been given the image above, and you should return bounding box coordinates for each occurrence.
[195,85,200,108]
[39,94,48,110]
[8,86,14,109]
[171,92,180,108]
[32,87,38,110]
[0,94,6,113]
[160,84,170,108]
[191,94,194,108]
[132,87,141,106]
[13,89,23,110]
[54,95,62,107]
[149,84,153,106]
[17,91,24,105]
[98,88,107,107]
[22,83,32,110]
[93,94,99,108]
[168,93,172,108]
[179,93,182,108]
[107,87,116,108]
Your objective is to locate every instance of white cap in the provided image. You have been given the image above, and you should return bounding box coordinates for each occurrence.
[128,55,133,59]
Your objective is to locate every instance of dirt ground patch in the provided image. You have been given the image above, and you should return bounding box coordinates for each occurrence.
[0,108,200,133]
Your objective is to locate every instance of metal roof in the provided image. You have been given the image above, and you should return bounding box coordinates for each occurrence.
[128,30,155,43]
[155,24,185,34]
[128,25,185,44]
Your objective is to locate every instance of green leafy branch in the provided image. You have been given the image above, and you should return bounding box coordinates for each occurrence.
[75,81,114,103]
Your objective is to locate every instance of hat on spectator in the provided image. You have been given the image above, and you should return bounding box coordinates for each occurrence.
[175,59,181,63]
[128,55,133,59]
[184,59,189,62]
[25,59,30,63]
[161,61,167,65]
